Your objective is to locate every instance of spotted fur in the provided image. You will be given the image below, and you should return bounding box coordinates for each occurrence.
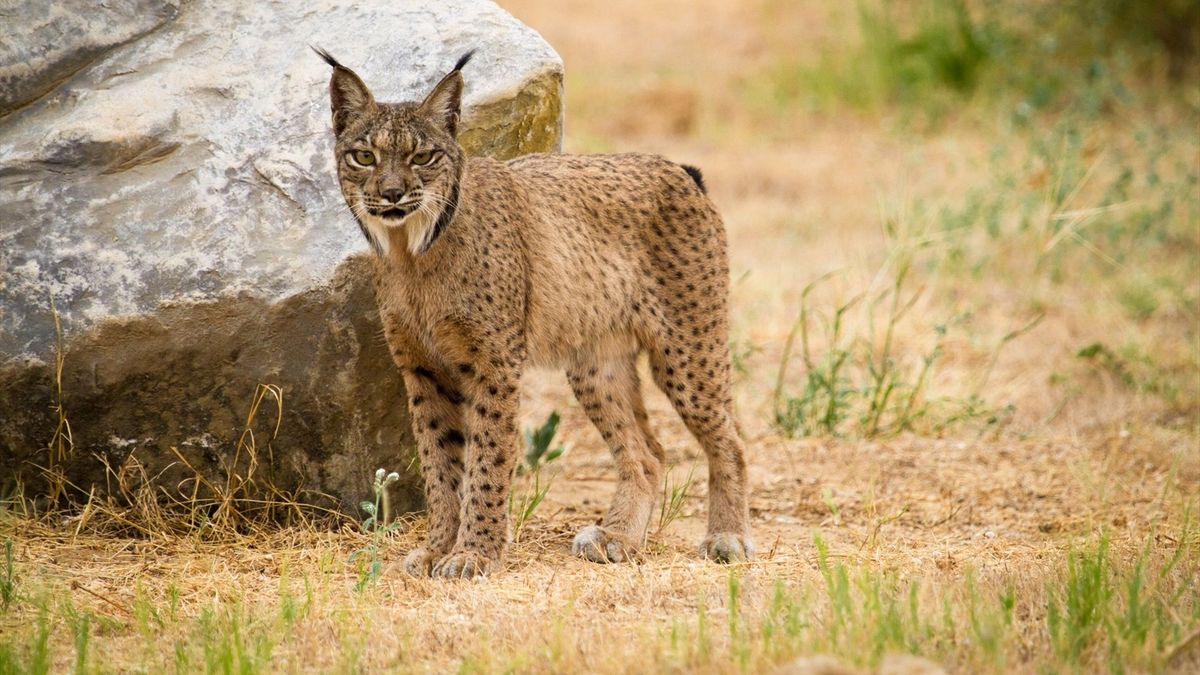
[318,50,753,578]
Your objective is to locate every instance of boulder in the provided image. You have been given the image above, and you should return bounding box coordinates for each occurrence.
[0,0,180,117]
[0,0,563,516]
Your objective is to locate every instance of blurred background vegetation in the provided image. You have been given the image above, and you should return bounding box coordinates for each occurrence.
[756,0,1199,119]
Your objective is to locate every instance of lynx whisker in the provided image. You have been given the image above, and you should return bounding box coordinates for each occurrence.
[413,190,455,209]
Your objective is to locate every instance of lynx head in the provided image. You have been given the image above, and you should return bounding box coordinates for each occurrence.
[314,48,473,256]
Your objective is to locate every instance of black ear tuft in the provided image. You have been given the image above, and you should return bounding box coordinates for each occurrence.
[418,53,474,137]
[313,47,376,136]
[681,164,707,194]
[311,45,343,69]
[453,49,476,72]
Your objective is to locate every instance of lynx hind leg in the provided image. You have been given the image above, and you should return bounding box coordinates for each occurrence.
[567,354,663,563]
[398,366,467,576]
[647,337,753,562]
[641,207,753,562]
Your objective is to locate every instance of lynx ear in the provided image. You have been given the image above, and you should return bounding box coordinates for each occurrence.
[312,47,375,136]
[418,50,474,136]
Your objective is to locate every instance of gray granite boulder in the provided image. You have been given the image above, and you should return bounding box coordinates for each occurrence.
[0,0,563,516]
[0,0,181,117]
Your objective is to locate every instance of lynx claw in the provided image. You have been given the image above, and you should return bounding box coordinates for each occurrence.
[571,524,638,563]
[432,549,495,579]
[402,547,438,578]
[700,533,755,563]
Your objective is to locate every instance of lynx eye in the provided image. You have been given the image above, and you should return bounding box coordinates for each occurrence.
[411,150,435,166]
[349,150,376,167]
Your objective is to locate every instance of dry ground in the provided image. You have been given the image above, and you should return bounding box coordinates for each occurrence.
[2,1,1198,673]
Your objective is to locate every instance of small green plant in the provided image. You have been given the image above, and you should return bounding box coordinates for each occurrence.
[2,607,52,675]
[1,539,14,611]
[966,574,1015,669]
[349,468,400,591]
[32,609,52,675]
[510,412,569,542]
[1077,341,1136,388]
[1117,282,1160,321]
[522,411,567,474]
[858,264,940,437]
[133,585,164,645]
[772,273,860,437]
[814,533,854,649]
[655,465,697,536]
[510,470,551,544]
[277,570,311,631]
[729,337,762,378]
[190,603,275,674]
[72,610,92,675]
[695,593,711,663]
[759,580,809,658]
[772,266,952,438]
[1112,545,1154,669]
[820,488,842,526]
[772,249,1030,439]
[727,571,751,671]
[1047,536,1113,663]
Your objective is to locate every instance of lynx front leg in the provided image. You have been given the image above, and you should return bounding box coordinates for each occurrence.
[431,361,520,579]
[398,366,466,577]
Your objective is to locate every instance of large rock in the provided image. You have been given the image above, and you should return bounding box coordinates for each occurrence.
[0,0,563,516]
[0,0,181,117]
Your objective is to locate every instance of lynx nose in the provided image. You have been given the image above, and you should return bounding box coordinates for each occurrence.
[381,187,405,204]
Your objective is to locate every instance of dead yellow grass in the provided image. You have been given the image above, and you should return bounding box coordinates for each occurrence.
[2,426,1195,671]
[3,0,1198,673]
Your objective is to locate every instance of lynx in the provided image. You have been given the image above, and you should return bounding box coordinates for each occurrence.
[317,49,753,578]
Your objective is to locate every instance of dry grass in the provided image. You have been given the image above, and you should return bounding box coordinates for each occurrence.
[3,0,1199,672]
[2,433,1196,672]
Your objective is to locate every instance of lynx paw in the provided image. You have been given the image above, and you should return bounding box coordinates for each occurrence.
[700,532,755,563]
[402,547,438,578]
[571,525,639,563]
[432,549,496,579]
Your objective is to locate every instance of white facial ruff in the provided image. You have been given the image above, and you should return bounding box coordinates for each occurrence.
[361,204,436,257]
